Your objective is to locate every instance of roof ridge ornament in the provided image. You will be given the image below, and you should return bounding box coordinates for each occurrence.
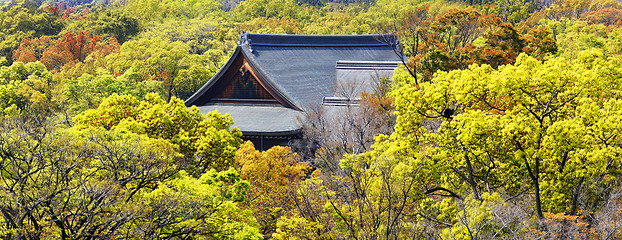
[238,32,254,52]
[238,31,250,46]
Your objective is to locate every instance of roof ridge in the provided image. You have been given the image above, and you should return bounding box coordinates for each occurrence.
[238,32,399,48]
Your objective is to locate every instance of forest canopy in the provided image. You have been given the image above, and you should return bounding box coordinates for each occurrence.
[1,0,622,238]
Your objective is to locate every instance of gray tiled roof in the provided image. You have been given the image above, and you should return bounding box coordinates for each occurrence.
[239,32,402,109]
[186,33,402,135]
[196,104,303,135]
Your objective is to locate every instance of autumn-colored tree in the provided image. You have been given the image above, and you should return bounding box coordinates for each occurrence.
[11,36,54,64]
[477,13,524,68]
[13,31,120,71]
[44,2,89,21]
[42,31,99,70]
[0,6,63,65]
[235,141,310,237]
[398,7,557,81]
[44,2,63,16]
[521,26,558,60]
[395,6,432,84]
[580,8,622,27]
[2,0,622,238]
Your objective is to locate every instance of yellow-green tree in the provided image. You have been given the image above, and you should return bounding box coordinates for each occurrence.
[235,141,310,238]
[0,110,262,239]
[389,50,622,222]
[140,169,262,239]
[61,70,162,114]
[103,38,215,100]
[74,93,243,174]
[0,61,55,115]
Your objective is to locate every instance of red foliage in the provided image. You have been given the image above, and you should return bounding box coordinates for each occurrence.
[13,36,55,64]
[45,2,89,21]
[580,8,622,27]
[13,37,39,63]
[13,31,120,71]
[477,14,524,68]
[520,27,557,60]
[44,2,63,16]
[60,7,75,20]
[398,7,557,81]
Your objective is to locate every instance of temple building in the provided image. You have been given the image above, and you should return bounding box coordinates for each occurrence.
[185,32,402,150]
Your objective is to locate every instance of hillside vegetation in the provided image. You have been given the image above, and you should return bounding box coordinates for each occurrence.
[1,0,622,238]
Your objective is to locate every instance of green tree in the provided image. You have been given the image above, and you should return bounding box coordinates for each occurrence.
[62,70,162,114]
[65,8,140,44]
[139,169,263,239]
[0,61,55,115]
[74,93,243,174]
[0,111,261,239]
[0,113,176,238]
[122,0,222,26]
[389,50,622,221]
[474,0,539,24]
[103,38,214,100]
[537,19,622,61]
[232,0,303,21]
[138,18,233,55]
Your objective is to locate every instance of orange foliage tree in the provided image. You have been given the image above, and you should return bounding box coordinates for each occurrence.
[235,141,311,238]
[45,2,89,21]
[398,7,557,82]
[13,31,120,71]
[581,8,622,27]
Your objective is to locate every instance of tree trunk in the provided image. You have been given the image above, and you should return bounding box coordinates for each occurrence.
[525,155,544,220]
[534,176,544,220]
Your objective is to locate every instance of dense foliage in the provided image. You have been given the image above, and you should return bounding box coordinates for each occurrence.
[1,0,622,238]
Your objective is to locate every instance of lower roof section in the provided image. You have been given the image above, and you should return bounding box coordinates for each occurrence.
[195,104,304,136]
